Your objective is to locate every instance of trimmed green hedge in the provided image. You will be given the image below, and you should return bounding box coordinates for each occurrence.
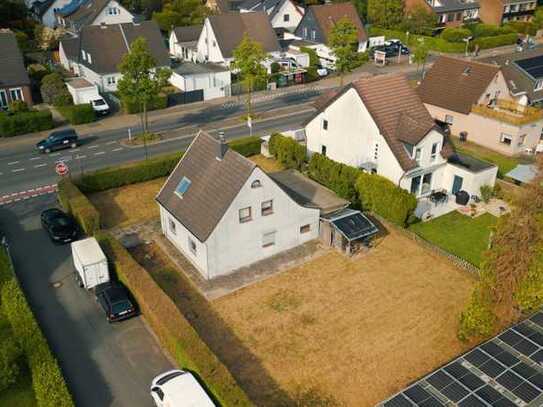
[57,179,101,235]
[121,94,167,114]
[308,153,417,226]
[0,247,74,407]
[369,27,465,53]
[473,33,518,50]
[0,110,54,137]
[466,23,514,38]
[228,136,262,157]
[441,27,471,43]
[75,136,263,193]
[57,104,95,125]
[75,151,184,193]
[0,336,21,392]
[268,133,306,170]
[97,235,253,406]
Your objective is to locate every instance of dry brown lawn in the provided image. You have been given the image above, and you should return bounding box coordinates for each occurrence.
[249,155,285,173]
[133,231,476,407]
[87,177,165,229]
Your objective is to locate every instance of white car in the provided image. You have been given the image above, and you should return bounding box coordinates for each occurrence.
[150,370,215,407]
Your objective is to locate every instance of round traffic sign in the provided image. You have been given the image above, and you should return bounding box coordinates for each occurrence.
[55,161,69,176]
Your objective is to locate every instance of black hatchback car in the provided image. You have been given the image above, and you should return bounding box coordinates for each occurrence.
[95,282,137,322]
[37,128,79,153]
[40,208,78,243]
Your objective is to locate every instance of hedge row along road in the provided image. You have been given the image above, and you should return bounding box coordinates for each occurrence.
[0,95,318,197]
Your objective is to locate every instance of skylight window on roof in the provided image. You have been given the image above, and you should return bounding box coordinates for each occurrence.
[175,177,191,197]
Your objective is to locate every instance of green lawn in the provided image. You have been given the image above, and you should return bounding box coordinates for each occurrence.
[450,137,521,179]
[0,315,36,407]
[409,211,497,267]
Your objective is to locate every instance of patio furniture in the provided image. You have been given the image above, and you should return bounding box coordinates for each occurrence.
[430,191,448,205]
[455,190,470,205]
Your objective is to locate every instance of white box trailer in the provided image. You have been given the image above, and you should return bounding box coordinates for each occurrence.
[71,237,109,290]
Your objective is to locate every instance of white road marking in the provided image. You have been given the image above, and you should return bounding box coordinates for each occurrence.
[71,148,80,152]
[106,141,116,145]
[76,155,87,159]
[94,151,105,156]
[50,152,60,157]
[34,164,47,168]
[30,157,41,161]
[112,148,123,152]
[11,168,25,173]
[88,145,100,149]
[7,161,19,165]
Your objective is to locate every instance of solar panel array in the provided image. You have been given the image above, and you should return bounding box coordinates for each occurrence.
[515,56,543,80]
[379,312,543,407]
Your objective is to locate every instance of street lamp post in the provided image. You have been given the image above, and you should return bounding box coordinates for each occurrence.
[463,36,473,57]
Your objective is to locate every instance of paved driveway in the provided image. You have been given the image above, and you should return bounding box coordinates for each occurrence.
[0,194,172,407]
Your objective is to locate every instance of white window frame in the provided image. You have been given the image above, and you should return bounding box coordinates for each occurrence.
[81,50,87,61]
[188,237,197,255]
[261,200,273,216]
[500,133,513,145]
[311,30,316,41]
[0,90,8,108]
[262,231,276,248]
[239,206,252,223]
[283,13,290,22]
[535,79,543,91]
[168,218,176,235]
[303,27,308,38]
[9,88,23,102]
[430,142,439,162]
[107,76,116,85]
[414,147,422,162]
[322,119,328,130]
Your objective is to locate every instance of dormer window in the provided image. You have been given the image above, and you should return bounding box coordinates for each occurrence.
[431,142,439,162]
[175,177,191,197]
[251,180,262,188]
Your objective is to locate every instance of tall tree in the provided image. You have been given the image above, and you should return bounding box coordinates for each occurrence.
[232,34,267,120]
[400,5,436,36]
[367,0,404,29]
[412,43,429,78]
[152,0,210,31]
[459,158,543,341]
[328,17,361,86]
[117,37,171,138]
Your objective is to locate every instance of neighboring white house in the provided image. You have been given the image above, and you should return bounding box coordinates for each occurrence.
[54,0,134,32]
[59,21,169,92]
[169,62,231,100]
[37,0,71,27]
[156,131,320,279]
[305,74,498,219]
[196,12,282,66]
[239,0,304,32]
[169,25,203,62]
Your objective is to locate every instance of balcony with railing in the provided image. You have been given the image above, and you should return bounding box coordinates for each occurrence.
[471,99,543,126]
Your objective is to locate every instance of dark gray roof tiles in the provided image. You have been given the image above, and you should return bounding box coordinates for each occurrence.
[0,31,30,88]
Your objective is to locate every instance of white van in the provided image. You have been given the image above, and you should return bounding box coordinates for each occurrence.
[66,79,110,116]
[71,237,110,290]
[150,370,215,407]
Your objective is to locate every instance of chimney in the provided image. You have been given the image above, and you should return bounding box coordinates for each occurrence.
[216,131,228,160]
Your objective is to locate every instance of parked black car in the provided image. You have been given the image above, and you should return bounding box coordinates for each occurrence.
[36,128,79,153]
[40,208,78,244]
[369,42,410,59]
[95,282,137,322]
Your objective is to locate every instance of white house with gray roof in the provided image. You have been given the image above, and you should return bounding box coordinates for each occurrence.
[55,0,134,32]
[156,131,320,279]
[239,0,304,32]
[59,21,169,92]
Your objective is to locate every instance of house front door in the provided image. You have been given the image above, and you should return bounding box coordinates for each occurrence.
[452,175,463,194]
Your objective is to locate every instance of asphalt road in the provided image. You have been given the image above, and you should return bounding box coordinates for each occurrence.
[0,90,320,196]
[0,194,173,407]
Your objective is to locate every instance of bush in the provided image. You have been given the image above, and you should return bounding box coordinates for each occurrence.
[458,286,495,341]
[369,27,465,53]
[308,153,417,225]
[271,62,280,74]
[300,46,320,82]
[57,104,95,124]
[441,27,472,43]
[57,179,101,235]
[0,248,74,407]
[75,151,184,193]
[504,21,537,35]
[121,94,167,114]
[355,172,417,226]
[9,100,29,114]
[0,336,21,392]
[40,73,72,107]
[480,184,494,203]
[228,135,261,157]
[473,33,518,50]
[467,23,514,38]
[98,235,252,406]
[268,133,306,170]
[0,110,53,137]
